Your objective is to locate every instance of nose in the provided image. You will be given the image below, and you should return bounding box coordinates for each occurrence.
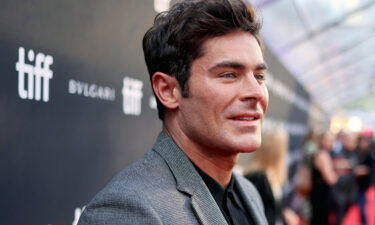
[239,74,267,103]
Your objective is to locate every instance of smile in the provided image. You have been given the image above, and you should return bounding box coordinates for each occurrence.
[229,113,261,122]
[233,116,257,121]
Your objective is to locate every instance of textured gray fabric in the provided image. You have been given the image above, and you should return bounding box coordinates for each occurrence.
[78,132,268,225]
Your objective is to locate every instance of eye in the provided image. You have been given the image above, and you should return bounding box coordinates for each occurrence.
[254,74,266,81]
[220,72,237,79]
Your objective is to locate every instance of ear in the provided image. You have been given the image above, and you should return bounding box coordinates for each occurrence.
[152,72,181,110]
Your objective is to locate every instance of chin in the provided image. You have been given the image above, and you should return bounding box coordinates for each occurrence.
[235,141,261,153]
[235,135,261,152]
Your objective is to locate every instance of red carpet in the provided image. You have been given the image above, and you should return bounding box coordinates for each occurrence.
[342,185,375,225]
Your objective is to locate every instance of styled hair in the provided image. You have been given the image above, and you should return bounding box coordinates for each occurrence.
[143,0,262,120]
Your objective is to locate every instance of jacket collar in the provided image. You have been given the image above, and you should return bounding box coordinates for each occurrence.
[152,131,267,225]
[152,131,228,225]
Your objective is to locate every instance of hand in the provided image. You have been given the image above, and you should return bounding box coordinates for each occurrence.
[283,208,300,225]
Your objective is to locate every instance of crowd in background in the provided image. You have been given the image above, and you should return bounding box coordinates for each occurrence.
[242,127,375,225]
[309,129,373,225]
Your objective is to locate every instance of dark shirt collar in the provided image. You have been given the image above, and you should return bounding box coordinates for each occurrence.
[195,164,228,206]
[193,164,255,225]
[194,165,244,214]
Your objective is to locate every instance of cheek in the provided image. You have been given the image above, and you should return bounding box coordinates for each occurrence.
[197,86,226,109]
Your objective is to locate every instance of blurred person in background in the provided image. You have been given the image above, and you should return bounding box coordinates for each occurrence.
[330,132,360,225]
[328,131,370,225]
[310,131,339,225]
[355,130,374,225]
[332,132,359,176]
[244,128,299,225]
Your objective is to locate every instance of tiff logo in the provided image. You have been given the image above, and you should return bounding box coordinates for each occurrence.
[15,47,53,102]
[122,76,143,116]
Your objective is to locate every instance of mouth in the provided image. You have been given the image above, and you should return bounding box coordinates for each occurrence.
[232,116,258,121]
[229,113,261,121]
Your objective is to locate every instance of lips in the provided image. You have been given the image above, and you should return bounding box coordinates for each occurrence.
[233,116,257,121]
[229,113,261,121]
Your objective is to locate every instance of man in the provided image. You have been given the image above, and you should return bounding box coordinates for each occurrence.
[78,0,269,224]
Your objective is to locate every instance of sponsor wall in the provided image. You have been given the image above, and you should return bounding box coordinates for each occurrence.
[0,1,323,224]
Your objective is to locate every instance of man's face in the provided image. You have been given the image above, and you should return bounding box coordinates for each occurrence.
[176,31,268,156]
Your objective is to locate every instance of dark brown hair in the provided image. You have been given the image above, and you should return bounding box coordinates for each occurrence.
[143,0,262,120]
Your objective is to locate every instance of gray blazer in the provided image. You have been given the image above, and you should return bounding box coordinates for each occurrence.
[78,132,268,225]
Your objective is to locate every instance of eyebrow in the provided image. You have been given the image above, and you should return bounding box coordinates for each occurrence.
[208,61,268,72]
[256,63,268,70]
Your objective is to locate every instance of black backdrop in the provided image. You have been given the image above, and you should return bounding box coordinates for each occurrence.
[0,1,322,224]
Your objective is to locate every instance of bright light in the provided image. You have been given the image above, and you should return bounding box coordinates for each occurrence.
[330,116,347,133]
[330,116,364,133]
[347,116,362,132]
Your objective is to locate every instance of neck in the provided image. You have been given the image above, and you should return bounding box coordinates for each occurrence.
[186,148,237,187]
[163,122,238,187]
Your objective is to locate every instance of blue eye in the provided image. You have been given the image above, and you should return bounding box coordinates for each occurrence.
[254,74,265,81]
[220,73,236,78]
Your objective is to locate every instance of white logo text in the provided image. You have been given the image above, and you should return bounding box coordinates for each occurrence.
[69,79,115,101]
[122,77,143,116]
[15,47,53,102]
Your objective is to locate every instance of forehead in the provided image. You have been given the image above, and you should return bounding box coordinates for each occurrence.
[196,31,264,67]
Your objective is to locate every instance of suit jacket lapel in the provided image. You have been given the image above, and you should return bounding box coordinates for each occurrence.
[190,191,228,225]
[152,132,228,225]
